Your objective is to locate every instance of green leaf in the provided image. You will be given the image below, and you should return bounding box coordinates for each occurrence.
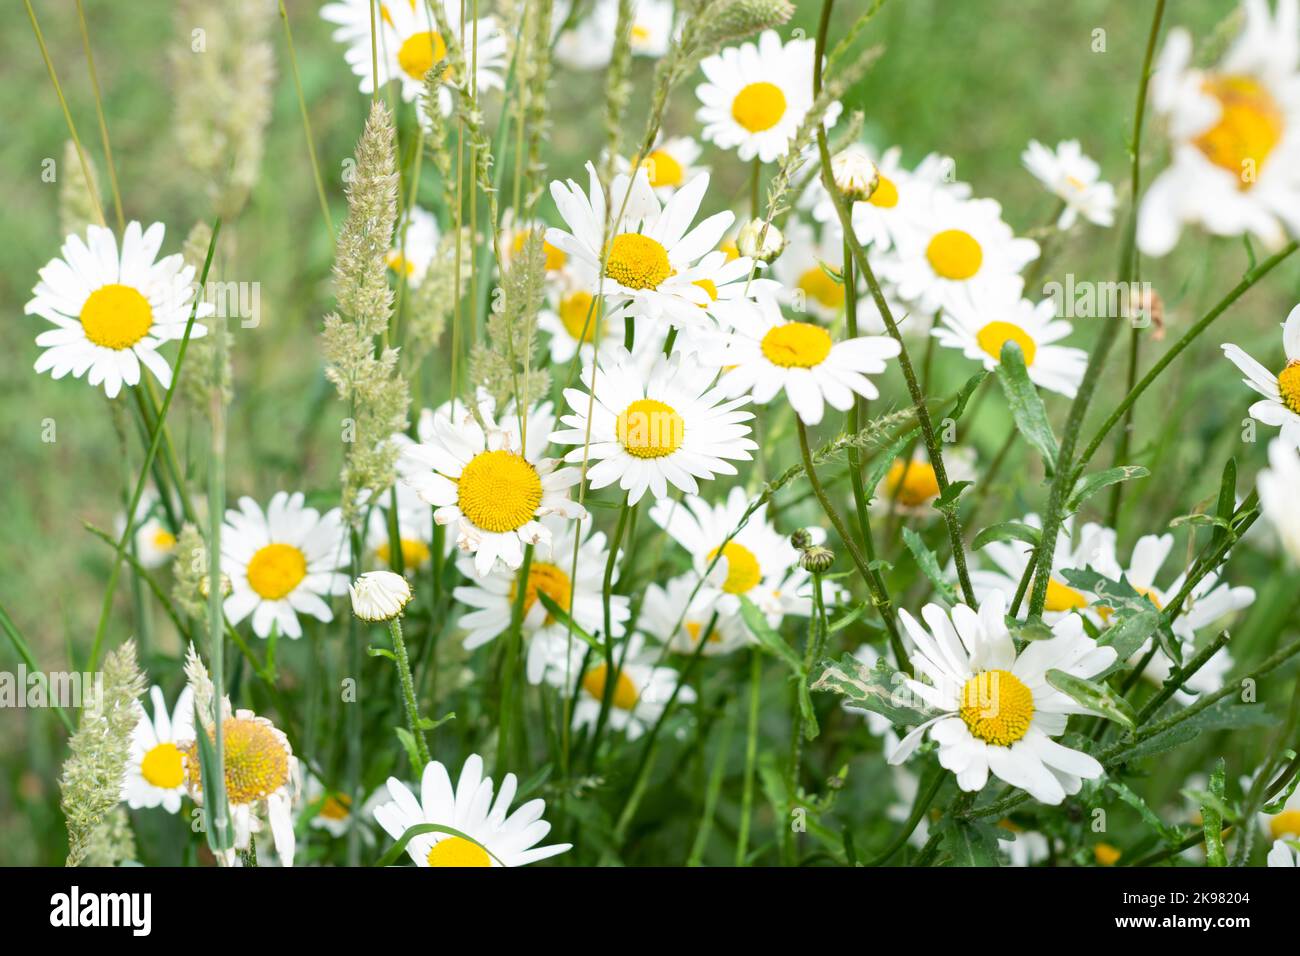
[937,816,1002,867]
[1261,751,1300,814]
[1046,669,1136,730]
[932,479,973,514]
[994,340,1058,474]
[972,521,1040,551]
[1211,458,1237,552]
[367,646,397,662]
[1107,780,1180,844]
[1120,700,1277,762]
[811,653,937,725]
[373,822,504,867]
[1067,465,1149,511]
[1060,568,1180,665]
[1203,758,1227,867]
[739,596,803,672]
[902,527,957,605]
[1095,607,1162,677]
[394,727,423,770]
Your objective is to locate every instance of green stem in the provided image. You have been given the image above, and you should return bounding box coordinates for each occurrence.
[389,616,431,767]
[735,649,762,866]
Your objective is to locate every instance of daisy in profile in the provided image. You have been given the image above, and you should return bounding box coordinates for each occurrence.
[338,0,508,113]
[122,686,194,813]
[571,633,696,740]
[639,574,749,656]
[551,348,757,504]
[185,705,299,867]
[934,294,1087,398]
[221,492,351,639]
[402,398,586,576]
[546,162,738,330]
[772,217,847,322]
[882,195,1039,316]
[364,480,438,575]
[804,146,969,251]
[649,487,817,628]
[971,513,1117,624]
[888,591,1116,805]
[709,294,901,426]
[874,445,978,517]
[452,514,629,657]
[619,135,706,200]
[388,204,441,288]
[26,221,211,398]
[1221,303,1300,448]
[1260,437,1300,563]
[554,0,675,69]
[372,754,571,866]
[695,30,841,163]
[1021,140,1117,228]
[1137,0,1300,256]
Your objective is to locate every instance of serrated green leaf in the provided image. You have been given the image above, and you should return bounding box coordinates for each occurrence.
[1108,780,1179,844]
[994,340,1058,474]
[1203,758,1227,867]
[902,526,957,604]
[1120,700,1277,763]
[973,521,1041,551]
[1047,668,1136,730]
[937,816,1002,867]
[811,653,936,725]
[739,596,803,672]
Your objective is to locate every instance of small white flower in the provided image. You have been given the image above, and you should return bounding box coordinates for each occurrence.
[122,686,194,814]
[570,633,696,740]
[736,218,786,263]
[1260,436,1300,563]
[874,445,978,517]
[1021,139,1117,228]
[554,0,676,69]
[638,574,749,656]
[350,570,413,622]
[771,216,846,321]
[1221,303,1300,448]
[387,204,441,288]
[830,144,880,203]
[617,135,707,199]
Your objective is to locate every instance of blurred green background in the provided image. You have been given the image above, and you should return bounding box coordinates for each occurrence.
[3,0,1294,864]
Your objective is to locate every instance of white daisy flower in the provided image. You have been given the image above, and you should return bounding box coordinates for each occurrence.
[401,398,586,576]
[881,194,1039,317]
[185,706,299,867]
[1268,839,1299,866]
[708,294,901,425]
[803,146,970,252]
[772,216,848,322]
[618,135,707,200]
[452,514,629,661]
[546,162,739,330]
[971,513,1118,625]
[122,685,194,813]
[388,204,441,287]
[1138,0,1300,256]
[115,488,179,570]
[1260,436,1300,563]
[26,221,211,398]
[874,445,978,517]
[537,267,640,367]
[934,293,1087,398]
[1002,824,1052,867]
[499,208,573,277]
[638,574,749,656]
[372,753,571,866]
[302,773,379,840]
[554,0,676,69]
[221,492,351,639]
[695,30,841,164]
[350,570,414,622]
[571,632,696,740]
[1021,139,1117,228]
[888,592,1116,806]
[320,0,376,43]
[551,348,757,504]
[1221,303,1300,448]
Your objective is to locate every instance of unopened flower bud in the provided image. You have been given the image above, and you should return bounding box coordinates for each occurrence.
[800,546,834,573]
[790,528,814,551]
[830,144,879,203]
[737,218,786,263]
[350,570,414,622]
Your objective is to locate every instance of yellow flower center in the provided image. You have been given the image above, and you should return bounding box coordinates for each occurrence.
[1094,842,1122,866]
[427,836,491,867]
[510,561,572,622]
[706,541,762,594]
[397,30,449,81]
[1270,808,1300,839]
[80,283,153,350]
[582,664,640,710]
[760,321,833,368]
[617,398,684,458]
[797,267,845,311]
[925,228,983,280]
[246,543,308,601]
[976,321,1037,367]
[683,619,721,644]
[456,449,543,533]
[151,528,177,551]
[1278,362,1300,415]
[731,81,787,133]
[645,148,684,188]
[387,249,417,278]
[869,174,899,208]
[186,717,290,804]
[884,459,941,507]
[559,290,599,343]
[1193,75,1282,187]
[140,742,185,789]
[605,233,672,290]
[320,792,352,821]
[693,278,719,304]
[376,537,432,569]
[512,229,567,271]
[720,239,740,261]
[1043,578,1089,613]
[959,669,1035,747]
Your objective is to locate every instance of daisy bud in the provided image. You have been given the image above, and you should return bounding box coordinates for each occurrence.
[737,218,786,263]
[799,546,835,573]
[350,570,413,622]
[830,145,879,203]
[789,528,813,551]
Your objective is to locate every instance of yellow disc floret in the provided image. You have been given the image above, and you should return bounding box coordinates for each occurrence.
[186,716,290,804]
[605,233,672,290]
[959,669,1035,746]
[558,290,598,343]
[797,267,846,311]
[80,284,154,350]
[582,664,640,711]
[511,561,572,622]
[1278,361,1300,415]
[645,149,684,188]
[976,321,1037,366]
[884,459,941,507]
[617,398,684,458]
[706,542,762,594]
[398,31,448,81]
[140,742,185,789]
[1043,578,1089,613]
[1194,75,1282,187]
[731,82,788,133]
[926,228,983,280]
[760,321,833,368]
[376,538,432,570]
[427,836,492,867]
[512,228,567,271]
[246,543,308,601]
[869,175,899,208]
[456,450,543,533]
